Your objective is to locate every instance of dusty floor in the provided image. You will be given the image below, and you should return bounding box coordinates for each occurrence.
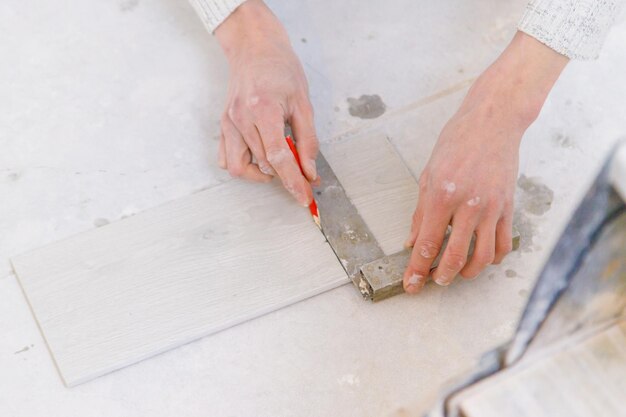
[1,1,625,416]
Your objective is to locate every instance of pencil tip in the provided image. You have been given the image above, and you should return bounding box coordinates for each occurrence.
[313,214,321,230]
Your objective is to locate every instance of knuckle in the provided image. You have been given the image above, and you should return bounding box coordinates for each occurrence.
[444,251,467,270]
[416,240,441,259]
[245,93,262,108]
[248,95,272,113]
[251,100,279,119]
[265,147,291,167]
[433,188,453,205]
[473,250,495,266]
[486,198,504,214]
[227,103,245,124]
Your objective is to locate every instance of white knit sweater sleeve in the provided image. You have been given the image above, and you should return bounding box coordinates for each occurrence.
[187,0,246,32]
[519,0,624,59]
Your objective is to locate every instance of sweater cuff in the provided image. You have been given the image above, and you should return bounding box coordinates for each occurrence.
[518,0,621,60]
[188,0,247,33]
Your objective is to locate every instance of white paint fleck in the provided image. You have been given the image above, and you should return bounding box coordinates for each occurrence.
[247,95,260,107]
[420,246,436,259]
[467,196,481,206]
[442,180,456,195]
[266,148,291,166]
[408,273,423,285]
[337,374,360,387]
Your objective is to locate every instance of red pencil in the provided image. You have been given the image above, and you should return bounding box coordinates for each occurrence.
[285,135,321,229]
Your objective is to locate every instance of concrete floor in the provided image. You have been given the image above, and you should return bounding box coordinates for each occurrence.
[1,1,625,416]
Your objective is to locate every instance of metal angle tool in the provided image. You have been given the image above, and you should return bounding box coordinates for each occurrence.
[314,151,520,302]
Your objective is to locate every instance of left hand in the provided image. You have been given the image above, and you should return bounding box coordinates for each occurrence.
[403,31,568,293]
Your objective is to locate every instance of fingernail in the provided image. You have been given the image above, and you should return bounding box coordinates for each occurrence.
[405,273,424,293]
[404,238,414,249]
[259,161,275,176]
[305,159,317,181]
[434,275,452,286]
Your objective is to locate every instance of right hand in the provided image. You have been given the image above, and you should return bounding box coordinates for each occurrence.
[215,0,318,207]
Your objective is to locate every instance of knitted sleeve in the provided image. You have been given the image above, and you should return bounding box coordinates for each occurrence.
[518,0,624,59]
[187,0,247,32]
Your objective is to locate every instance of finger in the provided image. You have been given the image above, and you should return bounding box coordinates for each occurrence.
[254,107,312,206]
[291,100,319,182]
[494,214,513,264]
[461,219,496,278]
[403,205,452,294]
[218,133,227,169]
[431,210,479,286]
[238,123,276,177]
[222,117,272,183]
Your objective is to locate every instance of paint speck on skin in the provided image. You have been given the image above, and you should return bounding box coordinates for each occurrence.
[467,196,480,206]
[267,148,292,166]
[442,180,456,195]
[408,273,423,285]
[337,374,360,387]
[505,269,517,278]
[517,175,554,216]
[247,96,260,107]
[347,94,386,119]
[420,245,437,259]
[93,218,110,227]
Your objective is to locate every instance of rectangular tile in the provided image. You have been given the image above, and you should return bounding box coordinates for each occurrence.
[12,180,348,386]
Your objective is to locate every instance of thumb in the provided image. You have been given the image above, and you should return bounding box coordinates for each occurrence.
[291,101,319,182]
